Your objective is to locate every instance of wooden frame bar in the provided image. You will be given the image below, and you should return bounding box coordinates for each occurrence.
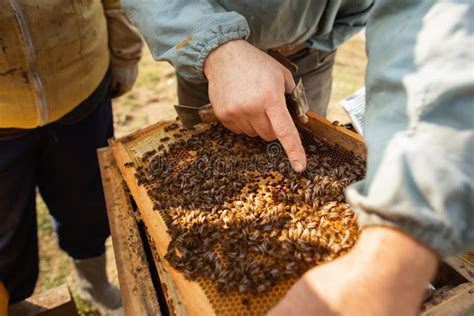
[98,148,162,316]
[299,112,366,158]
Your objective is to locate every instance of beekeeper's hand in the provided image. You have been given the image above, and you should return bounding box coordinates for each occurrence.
[204,40,306,172]
[110,64,139,98]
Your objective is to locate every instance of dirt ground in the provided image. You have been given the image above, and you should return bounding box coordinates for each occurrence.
[33,34,366,315]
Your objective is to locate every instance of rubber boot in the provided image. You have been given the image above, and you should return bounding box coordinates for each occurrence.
[73,254,123,316]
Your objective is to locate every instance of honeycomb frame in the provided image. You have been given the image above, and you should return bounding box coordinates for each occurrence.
[109,114,366,316]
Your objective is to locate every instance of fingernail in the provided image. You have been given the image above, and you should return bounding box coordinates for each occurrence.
[291,160,305,173]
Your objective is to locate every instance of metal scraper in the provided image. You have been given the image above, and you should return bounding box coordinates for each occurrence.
[174,78,310,128]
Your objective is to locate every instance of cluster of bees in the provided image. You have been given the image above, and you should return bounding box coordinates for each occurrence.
[131,123,365,295]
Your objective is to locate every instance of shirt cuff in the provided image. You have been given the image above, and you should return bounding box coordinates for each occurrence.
[163,15,250,83]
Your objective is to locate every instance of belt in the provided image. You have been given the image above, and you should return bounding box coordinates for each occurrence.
[267,43,307,75]
[269,43,307,57]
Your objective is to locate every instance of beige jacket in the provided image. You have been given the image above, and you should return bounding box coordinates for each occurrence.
[0,0,143,128]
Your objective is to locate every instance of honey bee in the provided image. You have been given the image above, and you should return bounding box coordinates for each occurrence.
[124,161,134,168]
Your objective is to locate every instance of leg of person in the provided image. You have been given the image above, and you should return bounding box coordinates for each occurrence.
[36,93,120,313]
[176,73,210,107]
[289,48,337,117]
[37,95,112,262]
[0,132,39,303]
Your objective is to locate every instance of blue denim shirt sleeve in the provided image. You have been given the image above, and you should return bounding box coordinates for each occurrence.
[121,0,372,83]
[121,1,250,83]
[346,0,474,257]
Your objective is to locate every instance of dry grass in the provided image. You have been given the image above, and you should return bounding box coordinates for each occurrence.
[33,34,366,315]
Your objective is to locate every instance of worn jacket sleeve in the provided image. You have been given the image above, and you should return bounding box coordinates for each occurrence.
[346,0,474,256]
[102,0,144,67]
[121,1,250,83]
[305,1,373,53]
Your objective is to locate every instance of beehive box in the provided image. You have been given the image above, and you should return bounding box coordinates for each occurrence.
[108,112,367,315]
[100,114,473,315]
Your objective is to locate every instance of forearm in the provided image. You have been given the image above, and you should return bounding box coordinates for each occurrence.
[351,227,438,297]
[269,226,438,316]
[344,227,438,314]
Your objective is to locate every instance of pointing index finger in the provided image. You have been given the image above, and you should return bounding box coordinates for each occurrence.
[266,97,306,172]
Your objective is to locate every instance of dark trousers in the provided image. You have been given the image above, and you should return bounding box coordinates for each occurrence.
[177,48,336,117]
[0,93,113,303]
